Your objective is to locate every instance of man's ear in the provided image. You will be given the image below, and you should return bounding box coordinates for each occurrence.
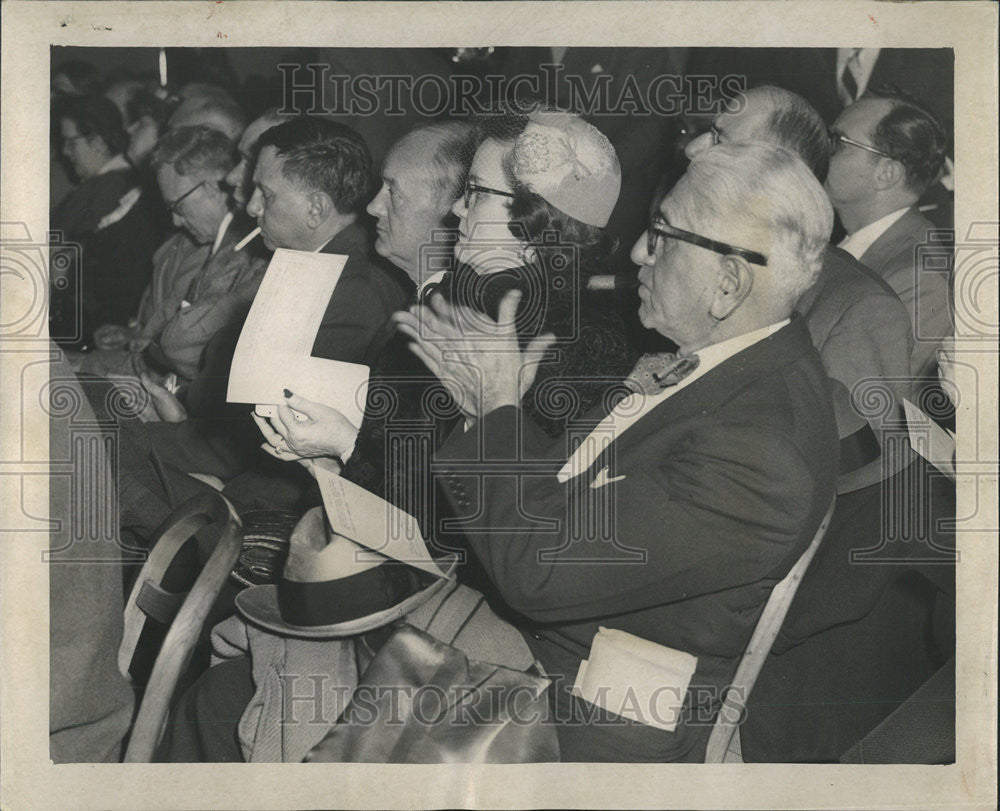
[306,191,335,228]
[873,157,906,192]
[710,255,754,321]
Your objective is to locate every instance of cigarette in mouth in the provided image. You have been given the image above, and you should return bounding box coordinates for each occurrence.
[234,227,262,252]
[586,274,640,291]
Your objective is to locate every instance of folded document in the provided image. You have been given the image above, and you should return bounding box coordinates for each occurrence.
[227,248,369,428]
[573,627,697,732]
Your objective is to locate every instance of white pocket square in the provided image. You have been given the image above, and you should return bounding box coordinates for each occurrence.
[590,466,626,489]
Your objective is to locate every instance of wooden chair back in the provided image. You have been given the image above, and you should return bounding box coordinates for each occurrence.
[118,492,243,762]
[704,496,837,763]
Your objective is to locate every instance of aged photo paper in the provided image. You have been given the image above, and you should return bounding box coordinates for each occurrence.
[1,1,996,808]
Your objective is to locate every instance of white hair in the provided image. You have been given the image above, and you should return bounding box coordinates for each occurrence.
[673,141,833,309]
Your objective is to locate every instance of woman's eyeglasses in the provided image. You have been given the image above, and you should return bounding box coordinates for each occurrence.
[646,216,769,266]
[464,182,515,209]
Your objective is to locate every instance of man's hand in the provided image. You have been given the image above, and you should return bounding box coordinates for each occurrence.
[252,391,360,461]
[139,372,188,423]
[93,323,135,350]
[392,289,555,422]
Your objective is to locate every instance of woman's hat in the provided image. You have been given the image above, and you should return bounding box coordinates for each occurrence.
[510,111,621,229]
[236,507,458,639]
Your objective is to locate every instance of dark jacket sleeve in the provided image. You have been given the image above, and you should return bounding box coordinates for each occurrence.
[434,403,816,624]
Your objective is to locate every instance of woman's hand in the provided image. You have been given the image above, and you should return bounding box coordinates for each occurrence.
[393,289,555,422]
[252,391,360,461]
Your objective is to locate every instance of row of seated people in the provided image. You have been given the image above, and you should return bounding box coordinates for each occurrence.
[51,75,955,764]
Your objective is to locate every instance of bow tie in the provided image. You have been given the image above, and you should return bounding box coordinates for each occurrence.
[624,352,700,395]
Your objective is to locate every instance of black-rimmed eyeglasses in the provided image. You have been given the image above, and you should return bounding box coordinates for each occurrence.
[829,131,895,160]
[464,182,515,209]
[646,216,768,266]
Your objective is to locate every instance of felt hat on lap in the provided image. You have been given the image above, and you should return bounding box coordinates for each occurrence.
[236,507,458,639]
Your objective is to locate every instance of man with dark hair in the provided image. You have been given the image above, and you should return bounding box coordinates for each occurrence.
[826,91,952,381]
[51,94,164,344]
[246,115,409,363]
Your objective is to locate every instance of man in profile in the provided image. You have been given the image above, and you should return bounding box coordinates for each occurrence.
[400,142,840,761]
[826,90,952,382]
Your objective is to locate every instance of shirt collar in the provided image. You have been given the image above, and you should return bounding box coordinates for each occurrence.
[838,206,910,260]
[96,153,131,176]
[211,210,235,256]
[556,318,790,484]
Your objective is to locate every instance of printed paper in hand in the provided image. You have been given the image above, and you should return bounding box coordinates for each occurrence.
[314,463,446,579]
[573,627,698,732]
[903,398,956,481]
[227,248,369,428]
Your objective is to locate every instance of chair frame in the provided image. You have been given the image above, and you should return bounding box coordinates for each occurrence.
[118,492,243,762]
[704,496,837,763]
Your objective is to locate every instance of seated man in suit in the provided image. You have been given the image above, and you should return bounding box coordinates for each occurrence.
[826,90,952,383]
[81,125,268,386]
[689,86,954,763]
[140,116,411,488]
[686,84,913,484]
[397,141,840,762]
[246,115,411,362]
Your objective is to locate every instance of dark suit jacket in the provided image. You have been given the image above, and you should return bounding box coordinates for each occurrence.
[857,207,953,380]
[435,318,839,761]
[797,246,914,491]
[312,222,412,365]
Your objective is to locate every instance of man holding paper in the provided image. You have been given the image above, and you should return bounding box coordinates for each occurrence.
[245,116,410,365]
[397,143,840,761]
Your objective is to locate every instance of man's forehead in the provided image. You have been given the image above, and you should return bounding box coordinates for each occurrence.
[837,97,892,133]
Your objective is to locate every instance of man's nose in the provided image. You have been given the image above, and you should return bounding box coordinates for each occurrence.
[366,184,388,218]
[171,212,185,229]
[224,160,245,192]
[246,189,262,218]
[684,131,712,160]
[630,232,655,267]
[451,195,467,220]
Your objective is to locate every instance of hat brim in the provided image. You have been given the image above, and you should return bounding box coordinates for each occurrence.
[235,554,460,639]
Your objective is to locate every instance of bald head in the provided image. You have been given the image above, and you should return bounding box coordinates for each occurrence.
[686,86,830,181]
[225,108,286,208]
[366,122,475,279]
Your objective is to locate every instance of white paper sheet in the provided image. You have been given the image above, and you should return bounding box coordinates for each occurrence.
[314,463,446,578]
[903,398,956,481]
[573,627,698,732]
[226,248,369,428]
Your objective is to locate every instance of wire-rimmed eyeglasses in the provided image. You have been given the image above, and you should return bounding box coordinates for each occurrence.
[829,131,895,160]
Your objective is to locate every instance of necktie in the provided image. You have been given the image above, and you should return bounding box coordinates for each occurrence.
[840,49,862,105]
[624,352,700,396]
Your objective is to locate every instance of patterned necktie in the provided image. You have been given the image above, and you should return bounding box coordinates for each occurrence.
[624,352,700,395]
[840,49,862,104]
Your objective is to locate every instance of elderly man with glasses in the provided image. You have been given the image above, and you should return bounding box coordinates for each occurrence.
[826,90,952,382]
[398,142,840,762]
[82,125,267,388]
